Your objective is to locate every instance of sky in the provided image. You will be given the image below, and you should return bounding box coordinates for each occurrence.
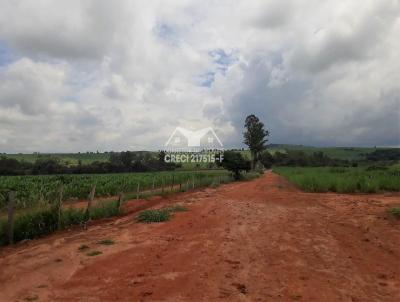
[0,0,399,153]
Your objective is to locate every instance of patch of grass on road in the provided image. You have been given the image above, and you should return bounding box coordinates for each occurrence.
[97,239,114,245]
[86,250,102,256]
[388,207,400,219]
[137,209,171,223]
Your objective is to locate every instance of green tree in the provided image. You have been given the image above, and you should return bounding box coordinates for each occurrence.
[243,114,269,169]
[221,151,251,180]
[259,150,274,169]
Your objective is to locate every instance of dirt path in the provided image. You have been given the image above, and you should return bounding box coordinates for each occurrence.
[1,172,400,302]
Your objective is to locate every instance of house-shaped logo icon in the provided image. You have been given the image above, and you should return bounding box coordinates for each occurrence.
[165,127,223,151]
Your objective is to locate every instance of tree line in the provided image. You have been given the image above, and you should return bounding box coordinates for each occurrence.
[0,151,178,175]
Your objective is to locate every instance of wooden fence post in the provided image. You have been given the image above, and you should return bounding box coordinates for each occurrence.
[85,185,95,222]
[117,192,124,213]
[187,178,190,191]
[136,183,140,200]
[171,175,175,192]
[152,177,155,191]
[7,191,16,245]
[57,185,63,230]
[179,182,182,191]
[192,175,195,189]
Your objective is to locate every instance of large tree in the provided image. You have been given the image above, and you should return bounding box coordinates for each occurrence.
[243,114,269,169]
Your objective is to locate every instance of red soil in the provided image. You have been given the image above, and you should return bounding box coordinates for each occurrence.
[1,171,399,302]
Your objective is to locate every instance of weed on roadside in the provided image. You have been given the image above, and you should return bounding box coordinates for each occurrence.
[388,207,400,219]
[137,209,171,223]
[97,239,114,245]
[86,250,102,256]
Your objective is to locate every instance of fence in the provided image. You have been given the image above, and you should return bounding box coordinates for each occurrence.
[0,173,233,246]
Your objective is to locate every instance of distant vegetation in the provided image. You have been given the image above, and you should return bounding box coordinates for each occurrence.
[274,166,400,193]
[0,151,179,176]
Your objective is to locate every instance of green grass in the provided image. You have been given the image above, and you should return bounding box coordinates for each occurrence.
[137,203,189,223]
[269,145,381,160]
[388,207,400,219]
[86,250,102,256]
[0,200,122,245]
[97,239,114,245]
[274,166,400,193]
[137,209,171,223]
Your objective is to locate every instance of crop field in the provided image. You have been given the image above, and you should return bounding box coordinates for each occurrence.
[274,166,400,193]
[0,169,235,245]
[0,170,230,211]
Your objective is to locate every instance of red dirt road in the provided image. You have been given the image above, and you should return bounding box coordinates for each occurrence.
[1,172,400,302]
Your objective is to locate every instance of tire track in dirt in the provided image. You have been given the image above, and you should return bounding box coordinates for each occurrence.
[0,171,399,301]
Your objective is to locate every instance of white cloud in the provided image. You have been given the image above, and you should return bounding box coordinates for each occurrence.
[0,0,398,152]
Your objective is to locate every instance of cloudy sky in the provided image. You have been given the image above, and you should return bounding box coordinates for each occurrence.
[0,0,399,152]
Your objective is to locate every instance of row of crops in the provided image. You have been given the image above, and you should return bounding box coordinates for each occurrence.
[0,170,230,211]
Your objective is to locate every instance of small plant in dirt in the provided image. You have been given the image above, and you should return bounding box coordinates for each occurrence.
[388,207,400,219]
[78,244,90,251]
[137,209,170,223]
[86,250,102,256]
[97,239,114,245]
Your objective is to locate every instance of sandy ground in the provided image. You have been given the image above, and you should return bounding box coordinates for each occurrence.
[0,171,399,302]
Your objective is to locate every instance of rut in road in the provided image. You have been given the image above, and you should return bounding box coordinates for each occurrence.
[0,171,399,302]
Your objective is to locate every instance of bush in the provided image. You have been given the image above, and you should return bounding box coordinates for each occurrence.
[137,209,171,223]
[221,151,251,180]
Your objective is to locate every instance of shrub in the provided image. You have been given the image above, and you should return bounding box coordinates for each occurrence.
[137,209,170,223]
[221,151,251,180]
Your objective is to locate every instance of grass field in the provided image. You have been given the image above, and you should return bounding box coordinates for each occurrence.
[268,145,383,160]
[0,170,230,211]
[274,166,400,193]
